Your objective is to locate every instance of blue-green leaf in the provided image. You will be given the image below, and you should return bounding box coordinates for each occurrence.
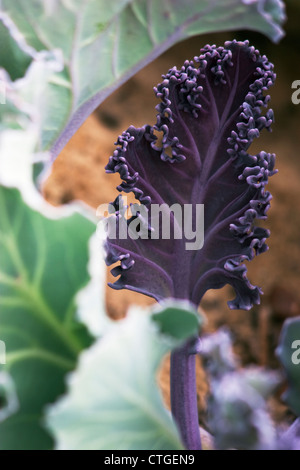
[0,0,285,159]
[47,303,200,450]
[0,186,95,449]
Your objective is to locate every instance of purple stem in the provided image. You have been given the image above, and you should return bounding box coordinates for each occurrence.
[170,338,202,450]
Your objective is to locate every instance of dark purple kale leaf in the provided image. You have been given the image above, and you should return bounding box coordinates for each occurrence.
[105,40,276,310]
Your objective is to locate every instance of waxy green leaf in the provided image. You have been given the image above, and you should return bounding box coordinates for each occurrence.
[0,186,95,449]
[0,0,285,159]
[47,303,200,450]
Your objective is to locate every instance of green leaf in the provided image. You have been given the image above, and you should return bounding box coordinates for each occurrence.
[0,0,285,158]
[47,303,201,450]
[152,300,201,342]
[0,186,95,449]
[276,317,300,416]
[0,20,31,81]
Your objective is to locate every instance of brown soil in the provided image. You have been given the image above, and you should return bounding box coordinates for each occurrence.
[42,13,300,433]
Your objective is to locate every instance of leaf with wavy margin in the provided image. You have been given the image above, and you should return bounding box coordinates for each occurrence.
[105,40,277,310]
[0,0,285,159]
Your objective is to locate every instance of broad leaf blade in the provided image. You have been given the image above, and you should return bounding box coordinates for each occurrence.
[276,317,300,416]
[47,304,200,450]
[105,41,276,310]
[0,0,285,157]
[0,186,95,449]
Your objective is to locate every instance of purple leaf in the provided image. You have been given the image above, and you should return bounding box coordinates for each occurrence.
[199,329,280,450]
[105,40,276,309]
[277,418,300,450]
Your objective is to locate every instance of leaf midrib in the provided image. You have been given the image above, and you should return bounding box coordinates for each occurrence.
[6,348,75,370]
[0,269,82,355]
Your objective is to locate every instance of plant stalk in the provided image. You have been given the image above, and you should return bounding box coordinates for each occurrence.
[170,338,202,450]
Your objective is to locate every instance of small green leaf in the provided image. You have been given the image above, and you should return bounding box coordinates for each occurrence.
[277,317,300,416]
[46,305,197,450]
[152,300,201,342]
[0,0,286,158]
[0,186,95,449]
